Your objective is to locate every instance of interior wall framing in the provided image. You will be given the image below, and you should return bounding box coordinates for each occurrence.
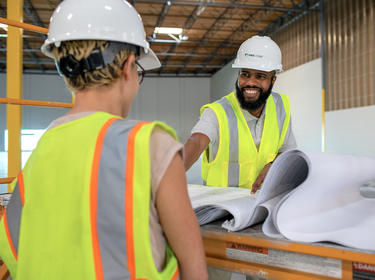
[325,0,374,111]
[273,5,321,73]
[272,0,374,111]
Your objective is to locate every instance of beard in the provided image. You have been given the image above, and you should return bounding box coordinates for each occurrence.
[235,80,273,111]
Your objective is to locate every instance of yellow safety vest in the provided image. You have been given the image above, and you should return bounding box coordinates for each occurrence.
[201,92,291,190]
[0,112,179,280]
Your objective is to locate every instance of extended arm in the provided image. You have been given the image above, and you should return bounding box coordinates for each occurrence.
[183,133,210,171]
[156,153,208,280]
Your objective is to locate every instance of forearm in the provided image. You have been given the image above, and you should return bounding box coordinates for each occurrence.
[183,133,209,171]
[157,154,208,280]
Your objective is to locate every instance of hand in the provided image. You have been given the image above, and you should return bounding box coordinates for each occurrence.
[251,163,272,194]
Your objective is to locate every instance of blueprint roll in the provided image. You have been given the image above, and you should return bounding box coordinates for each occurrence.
[275,152,375,251]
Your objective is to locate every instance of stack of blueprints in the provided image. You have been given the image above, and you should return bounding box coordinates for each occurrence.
[188,149,375,251]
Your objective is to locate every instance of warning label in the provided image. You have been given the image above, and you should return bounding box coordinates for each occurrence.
[353,262,375,279]
[227,243,268,254]
[226,242,342,278]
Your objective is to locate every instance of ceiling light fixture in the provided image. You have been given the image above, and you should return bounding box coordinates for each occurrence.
[154,27,183,35]
[0,23,8,31]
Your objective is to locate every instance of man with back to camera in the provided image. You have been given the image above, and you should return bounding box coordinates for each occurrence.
[184,35,297,194]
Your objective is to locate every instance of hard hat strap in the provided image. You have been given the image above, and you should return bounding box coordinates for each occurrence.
[56,41,140,78]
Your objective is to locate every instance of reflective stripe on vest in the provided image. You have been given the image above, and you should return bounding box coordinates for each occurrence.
[0,175,21,276]
[93,119,179,280]
[217,97,240,187]
[5,112,179,280]
[3,173,25,259]
[90,117,132,279]
[201,92,291,189]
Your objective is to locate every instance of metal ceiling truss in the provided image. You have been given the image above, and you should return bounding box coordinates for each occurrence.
[150,0,172,47]
[0,48,229,58]
[136,0,304,12]
[201,0,279,74]
[177,0,247,74]
[0,0,322,76]
[260,0,320,36]
[148,38,247,46]
[220,0,321,68]
[158,4,203,73]
[0,4,8,72]
[0,1,47,72]
[23,0,47,71]
[24,0,46,37]
[0,42,5,71]
[0,59,223,68]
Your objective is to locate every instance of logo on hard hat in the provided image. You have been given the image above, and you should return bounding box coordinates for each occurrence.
[244,53,263,58]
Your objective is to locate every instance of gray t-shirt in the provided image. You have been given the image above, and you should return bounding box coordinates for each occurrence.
[191,102,297,161]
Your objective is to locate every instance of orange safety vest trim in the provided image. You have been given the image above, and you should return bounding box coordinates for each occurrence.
[0,112,179,280]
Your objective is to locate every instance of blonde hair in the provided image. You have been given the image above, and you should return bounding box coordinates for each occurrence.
[52,40,132,92]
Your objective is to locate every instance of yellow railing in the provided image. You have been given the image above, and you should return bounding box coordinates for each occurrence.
[0,17,48,34]
[0,98,73,108]
[0,17,71,192]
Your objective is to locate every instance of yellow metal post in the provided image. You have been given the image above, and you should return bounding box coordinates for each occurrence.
[6,0,23,191]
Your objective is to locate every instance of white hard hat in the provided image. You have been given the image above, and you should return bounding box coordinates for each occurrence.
[41,0,160,70]
[232,35,282,72]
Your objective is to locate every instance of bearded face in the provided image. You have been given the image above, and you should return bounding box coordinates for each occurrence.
[235,79,274,111]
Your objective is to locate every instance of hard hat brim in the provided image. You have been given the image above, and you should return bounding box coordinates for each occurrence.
[232,63,282,72]
[138,48,161,71]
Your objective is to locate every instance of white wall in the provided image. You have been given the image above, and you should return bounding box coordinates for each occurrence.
[210,58,237,101]
[326,106,375,156]
[273,59,322,152]
[0,74,71,151]
[0,74,210,146]
[130,77,210,142]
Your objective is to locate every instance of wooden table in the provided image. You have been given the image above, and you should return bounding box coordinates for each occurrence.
[201,222,375,280]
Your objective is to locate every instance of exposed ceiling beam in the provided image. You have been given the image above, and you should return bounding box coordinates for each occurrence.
[154,0,172,27]
[150,0,172,46]
[157,52,227,57]
[0,59,56,65]
[0,4,6,18]
[23,0,48,71]
[261,0,320,36]
[0,59,223,68]
[146,73,211,77]
[219,0,320,70]
[202,0,278,71]
[0,68,212,77]
[161,64,222,68]
[0,2,45,71]
[24,0,46,35]
[0,1,8,72]
[149,39,239,46]
[136,0,303,12]
[159,4,203,73]
[0,48,228,58]
[177,0,244,74]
